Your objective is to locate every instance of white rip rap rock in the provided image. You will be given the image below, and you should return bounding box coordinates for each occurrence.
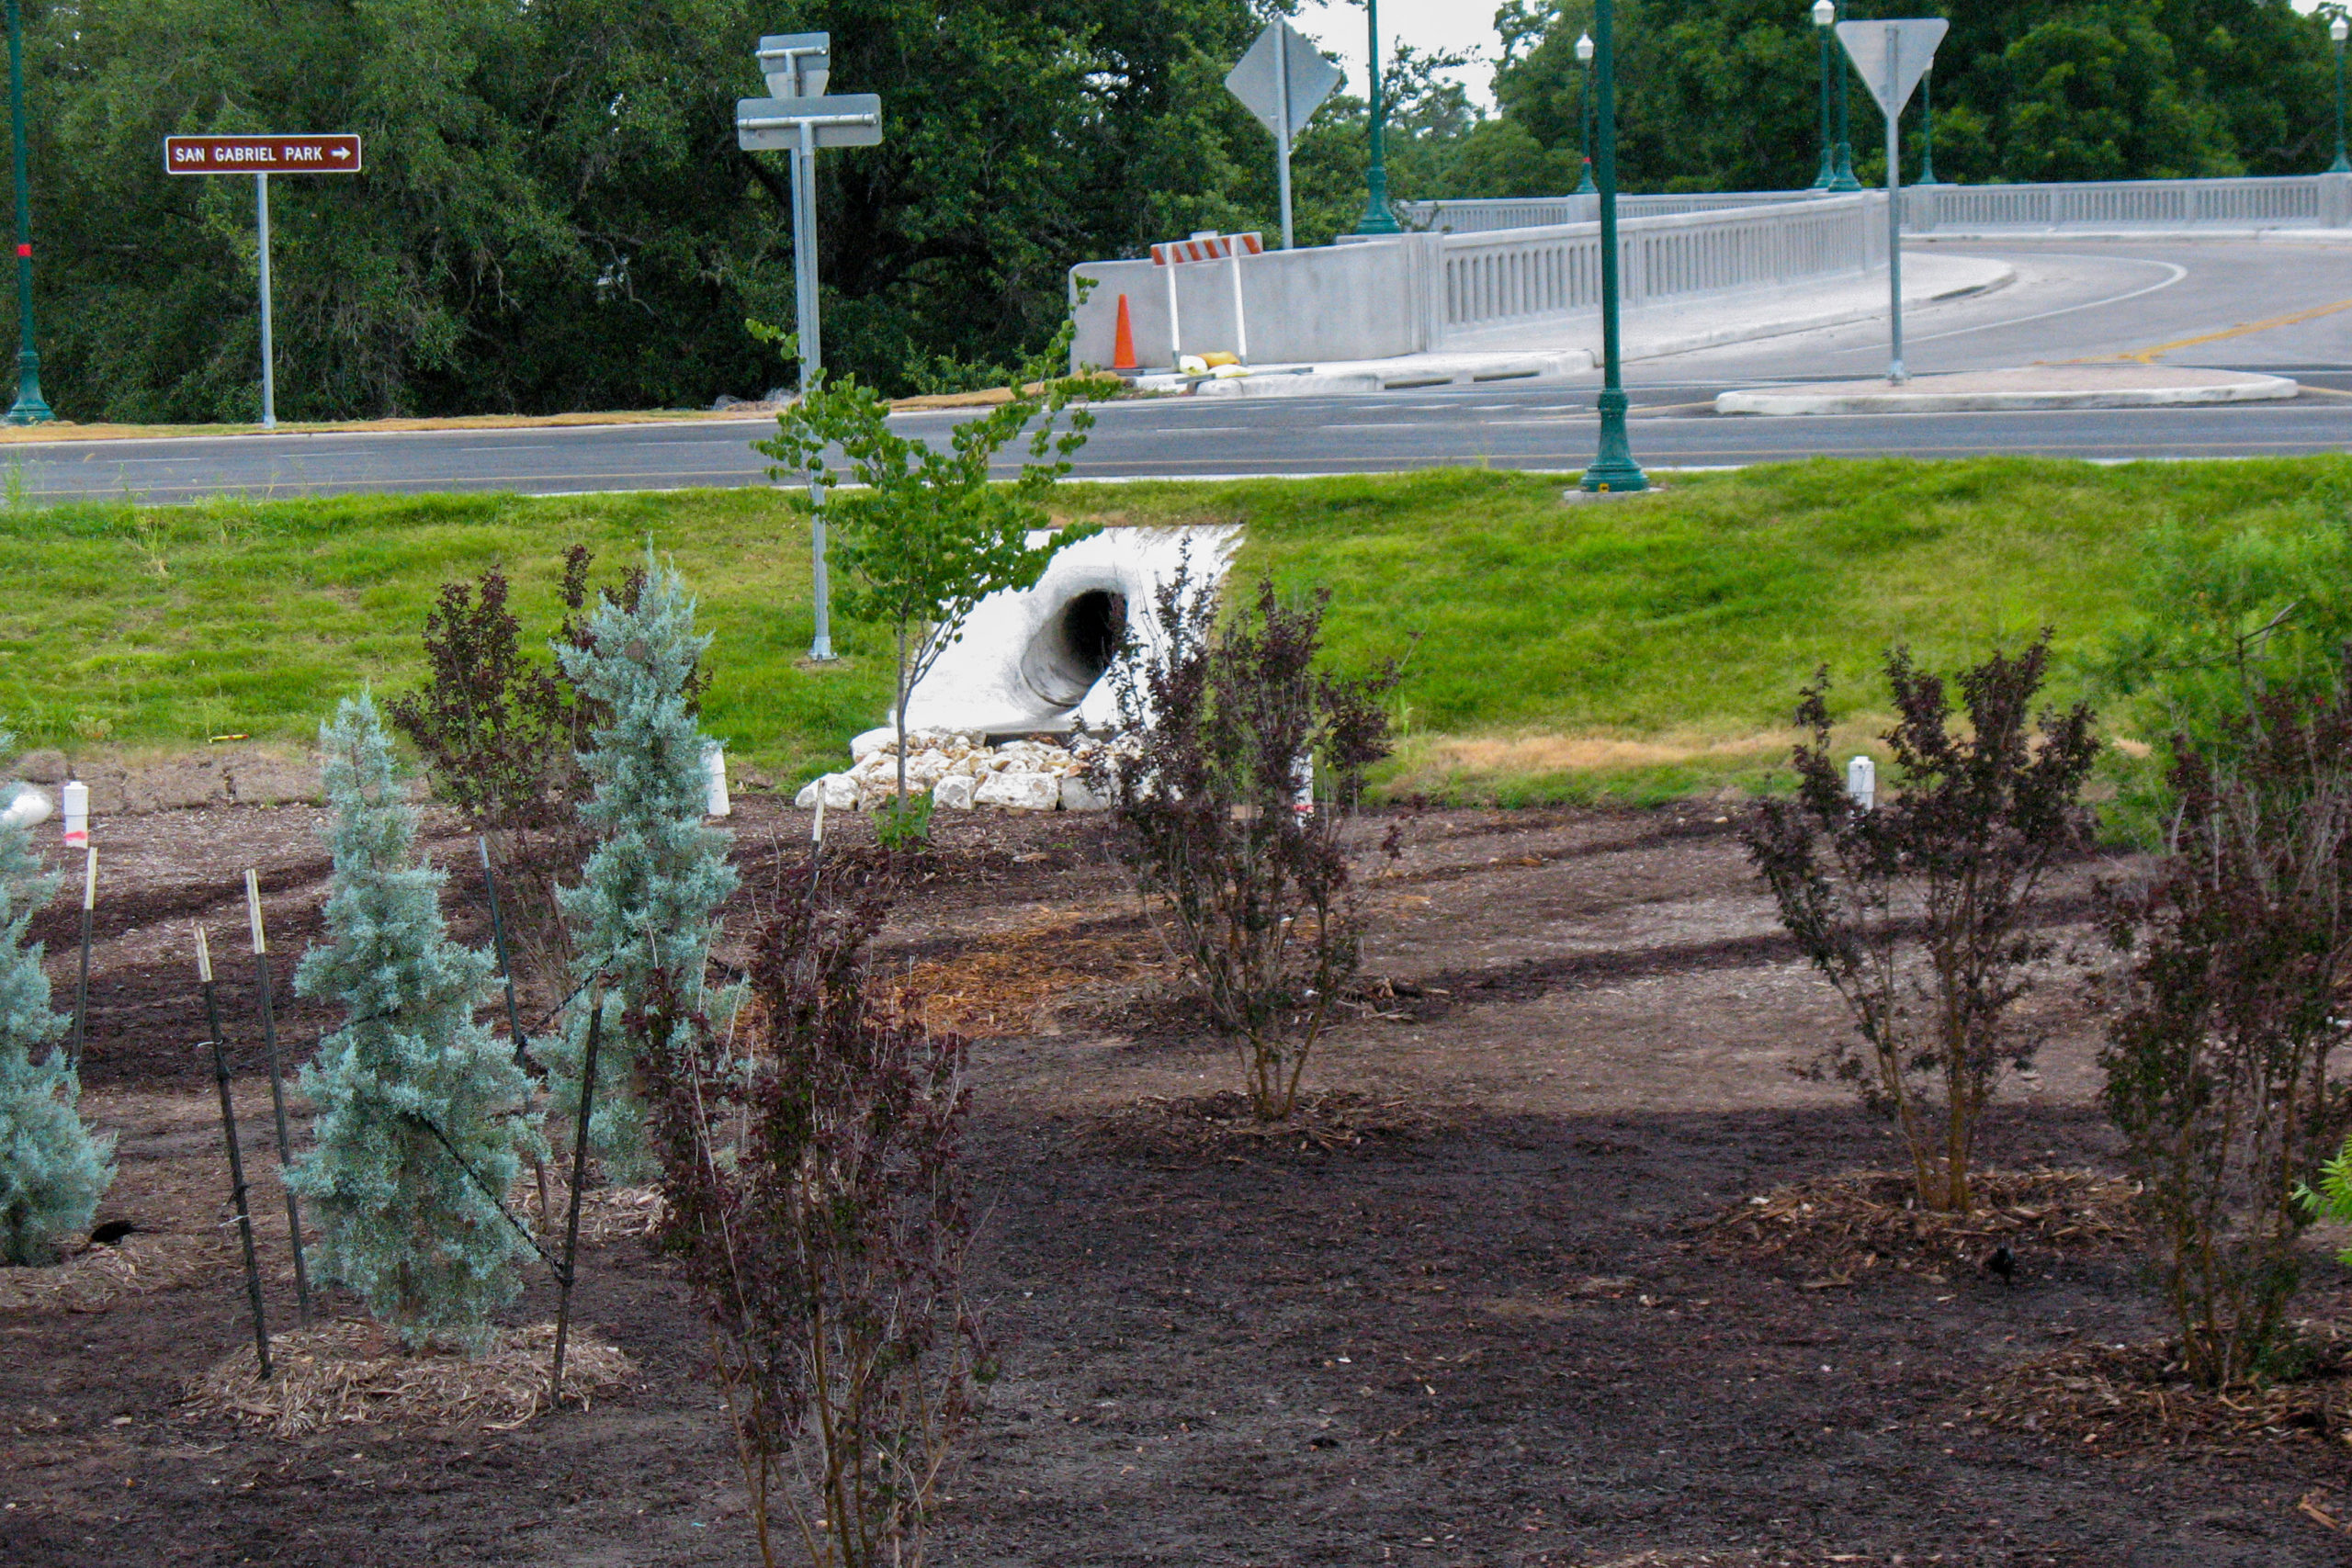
[796,729,1116,814]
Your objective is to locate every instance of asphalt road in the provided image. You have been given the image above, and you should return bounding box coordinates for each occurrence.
[9,238,2347,503]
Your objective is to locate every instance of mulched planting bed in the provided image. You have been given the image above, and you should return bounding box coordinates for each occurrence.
[6,797,2352,1566]
[1065,1088,1456,1163]
[1707,1167,2142,1283]
[1973,1325,2352,1454]
[186,1322,637,1439]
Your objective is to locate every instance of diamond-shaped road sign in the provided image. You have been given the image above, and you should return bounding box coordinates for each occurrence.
[736,94,884,152]
[1836,18,1948,119]
[1225,20,1341,143]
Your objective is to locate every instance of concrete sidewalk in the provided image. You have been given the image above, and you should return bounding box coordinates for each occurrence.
[1141,253,2016,399]
[1714,363,2300,416]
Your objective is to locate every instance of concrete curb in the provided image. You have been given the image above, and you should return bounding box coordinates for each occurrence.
[1716,370,2300,416]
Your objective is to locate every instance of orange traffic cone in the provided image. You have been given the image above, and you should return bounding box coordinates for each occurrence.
[1112,292,1138,371]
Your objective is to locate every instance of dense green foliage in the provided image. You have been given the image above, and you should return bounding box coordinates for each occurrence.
[288,696,539,1347]
[0,734,113,1266]
[543,557,738,1176]
[18,0,1272,419]
[1488,1,2343,195]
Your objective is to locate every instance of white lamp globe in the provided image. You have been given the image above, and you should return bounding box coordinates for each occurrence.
[1576,31,1595,63]
[1813,0,1837,28]
[2335,13,2349,42]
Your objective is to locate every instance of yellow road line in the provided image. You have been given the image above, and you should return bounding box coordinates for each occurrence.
[2076,297,2352,364]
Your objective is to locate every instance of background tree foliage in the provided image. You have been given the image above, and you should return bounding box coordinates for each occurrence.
[19,0,1275,418]
[9,0,2344,419]
[1488,0,2341,194]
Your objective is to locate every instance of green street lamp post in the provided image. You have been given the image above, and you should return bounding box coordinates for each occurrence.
[1918,65,1940,184]
[1811,0,1838,188]
[1580,0,1645,495]
[1356,0,1402,233]
[2332,13,2350,175]
[5,0,48,425]
[1826,0,1860,191]
[1575,32,1596,196]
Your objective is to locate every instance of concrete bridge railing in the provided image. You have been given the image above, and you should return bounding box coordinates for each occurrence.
[1406,172,2352,236]
[1907,172,2352,230]
[1398,190,1829,233]
[1067,193,1883,370]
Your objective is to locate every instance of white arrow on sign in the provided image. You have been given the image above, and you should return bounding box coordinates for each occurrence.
[1835,17,1947,119]
[1225,20,1341,250]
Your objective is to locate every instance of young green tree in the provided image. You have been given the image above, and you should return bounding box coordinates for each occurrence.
[0,736,115,1266]
[287,695,540,1348]
[545,557,737,1176]
[755,330,1099,840]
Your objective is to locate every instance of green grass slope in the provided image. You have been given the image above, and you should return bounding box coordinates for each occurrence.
[4,457,2345,800]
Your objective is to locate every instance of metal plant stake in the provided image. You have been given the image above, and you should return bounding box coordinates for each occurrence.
[68,847,92,1066]
[549,993,601,1404]
[480,837,550,1219]
[243,870,311,1324]
[198,925,272,1379]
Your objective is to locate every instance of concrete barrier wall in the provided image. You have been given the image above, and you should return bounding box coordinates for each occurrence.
[1067,194,1879,370]
[1069,236,1443,369]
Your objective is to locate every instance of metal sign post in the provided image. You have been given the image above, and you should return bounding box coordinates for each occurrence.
[1225,22,1341,249]
[1836,18,1946,386]
[164,134,364,427]
[739,37,883,662]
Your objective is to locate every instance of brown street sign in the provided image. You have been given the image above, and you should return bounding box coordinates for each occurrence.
[164,135,363,175]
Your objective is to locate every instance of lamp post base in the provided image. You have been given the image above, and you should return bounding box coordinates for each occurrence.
[1574,163,1596,196]
[2333,152,2352,175]
[6,348,49,424]
[1578,389,1648,494]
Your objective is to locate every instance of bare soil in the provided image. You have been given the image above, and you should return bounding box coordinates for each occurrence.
[6,798,2349,1566]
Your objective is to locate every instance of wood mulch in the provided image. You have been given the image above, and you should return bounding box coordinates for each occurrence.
[1065,1088,1455,1165]
[184,1320,636,1439]
[1706,1166,2141,1283]
[1972,1324,2352,1458]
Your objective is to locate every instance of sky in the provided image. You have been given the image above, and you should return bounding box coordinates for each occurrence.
[1291,0,1504,112]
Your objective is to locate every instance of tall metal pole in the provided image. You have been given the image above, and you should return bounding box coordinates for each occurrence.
[254,174,276,428]
[793,124,833,660]
[1814,11,1837,188]
[1276,28,1295,249]
[1829,2,1860,192]
[1883,29,1907,386]
[4,0,48,425]
[2334,21,2350,175]
[1355,0,1401,233]
[1576,43,1597,196]
[1918,65,1939,185]
[1580,0,1646,496]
